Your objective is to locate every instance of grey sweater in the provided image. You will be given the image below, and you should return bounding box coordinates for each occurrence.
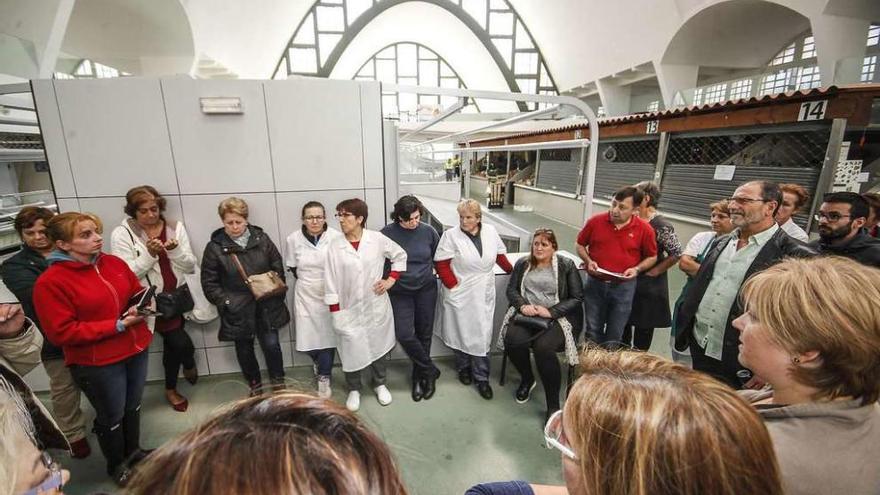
[741,389,880,495]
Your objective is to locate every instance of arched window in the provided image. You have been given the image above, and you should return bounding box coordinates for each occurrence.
[272,0,558,109]
[352,42,478,120]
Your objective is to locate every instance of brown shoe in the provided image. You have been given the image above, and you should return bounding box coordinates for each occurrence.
[69,437,91,459]
[183,366,199,385]
[165,389,189,412]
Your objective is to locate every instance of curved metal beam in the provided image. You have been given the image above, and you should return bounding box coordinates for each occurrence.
[320,0,526,110]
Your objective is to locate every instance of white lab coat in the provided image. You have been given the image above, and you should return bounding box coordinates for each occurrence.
[435,224,506,356]
[323,229,407,372]
[286,227,342,352]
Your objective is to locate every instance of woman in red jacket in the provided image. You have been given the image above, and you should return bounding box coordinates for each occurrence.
[34,212,153,486]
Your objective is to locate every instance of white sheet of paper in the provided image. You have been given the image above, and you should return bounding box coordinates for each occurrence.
[596,267,626,278]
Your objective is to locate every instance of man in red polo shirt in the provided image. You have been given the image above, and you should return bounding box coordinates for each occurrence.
[576,185,657,349]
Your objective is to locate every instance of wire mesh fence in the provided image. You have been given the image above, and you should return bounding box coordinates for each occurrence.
[665,128,829,168]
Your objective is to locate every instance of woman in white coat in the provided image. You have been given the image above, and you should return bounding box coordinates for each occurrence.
[110,185,198,412]
[324,198,407,412]
[285,201,341,399]
[434,199,513,400]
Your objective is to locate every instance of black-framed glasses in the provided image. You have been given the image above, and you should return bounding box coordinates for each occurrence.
[20,452,64,495]
[814,212,851,222]
[334,212,354,219]
[534,228,555,235]
[303,215,325,222]
[726,196,767,204]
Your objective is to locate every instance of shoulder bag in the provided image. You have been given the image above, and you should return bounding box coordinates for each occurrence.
[512,313,552,332]
[230,253,287,301]
[124,226,194,318]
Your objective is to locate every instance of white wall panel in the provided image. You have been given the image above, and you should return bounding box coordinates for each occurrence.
[359,81,385,189]
[178,192,279,260]
[161,79,275,194]
[200,318,231,349]
[265,79,366,191]
[31,80,77,199]
[364,188,388,231]
[55,198,80,213]
[53,78,178,197]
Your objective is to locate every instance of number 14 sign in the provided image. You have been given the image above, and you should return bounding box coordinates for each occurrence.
[798,100,827,121]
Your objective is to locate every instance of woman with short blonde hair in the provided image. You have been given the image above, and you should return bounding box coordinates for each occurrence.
[201,197,290,396]
[217,197,249,219]
[735,256,880,495]
[468,348,783,495]
[435,198,513,400]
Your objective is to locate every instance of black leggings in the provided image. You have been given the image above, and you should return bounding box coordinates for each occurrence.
[505,323,565,411]
[621,325,655,351]
[161,324,196,390]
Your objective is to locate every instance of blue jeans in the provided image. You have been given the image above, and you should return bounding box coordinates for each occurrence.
[306,348,335,377]
[454,350,490,383]
[70,350,149,473]
[233,321,285,384]
[583,275,637,349]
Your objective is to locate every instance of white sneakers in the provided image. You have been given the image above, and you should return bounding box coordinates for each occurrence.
[346,391,361,412]
[374,385,393,406]
[345,386,392,412]
[317,376,332,399]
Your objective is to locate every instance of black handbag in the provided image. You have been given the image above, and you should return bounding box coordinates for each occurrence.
[512,313,552,332]
[155,283,195,318]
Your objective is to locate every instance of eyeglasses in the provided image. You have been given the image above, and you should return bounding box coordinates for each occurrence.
[303,215,325,222]
[534,228,554,235]
[544,410,577,460]
[21,452,64,495]
[334,212,355,219]
[726,196,767,204]
[814,212,851,222]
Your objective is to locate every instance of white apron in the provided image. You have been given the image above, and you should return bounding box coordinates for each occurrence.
[286,228,342,352]
[323,230,407,372]
[435,224,506,356]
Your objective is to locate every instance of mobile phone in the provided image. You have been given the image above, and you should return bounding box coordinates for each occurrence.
[120,286,157,318]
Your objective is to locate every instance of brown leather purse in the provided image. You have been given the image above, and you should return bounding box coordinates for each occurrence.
[230,253,287,300]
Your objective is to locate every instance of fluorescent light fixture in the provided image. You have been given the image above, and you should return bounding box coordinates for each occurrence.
[200,97,242,114]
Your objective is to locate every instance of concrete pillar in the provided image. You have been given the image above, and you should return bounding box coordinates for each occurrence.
[595,78,632,117]
[654,62,699,107]
[37,0,74,78]
[811,15,871,85]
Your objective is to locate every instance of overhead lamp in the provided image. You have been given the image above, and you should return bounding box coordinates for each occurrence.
[200,97,243,114]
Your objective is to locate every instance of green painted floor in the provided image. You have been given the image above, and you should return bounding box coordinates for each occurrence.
[50,205,690,495]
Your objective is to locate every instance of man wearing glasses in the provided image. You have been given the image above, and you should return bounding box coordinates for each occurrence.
[675,181,815,388]
[808,192,880,267]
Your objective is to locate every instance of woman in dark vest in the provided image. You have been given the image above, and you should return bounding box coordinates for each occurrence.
[622,181,683,351]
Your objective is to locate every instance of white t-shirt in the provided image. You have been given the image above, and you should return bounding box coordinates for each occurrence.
[780,218,809,242]
[683,231,716,258]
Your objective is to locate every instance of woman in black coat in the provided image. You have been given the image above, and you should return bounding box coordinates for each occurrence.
[201,197,290,396]
[498,228,583,421]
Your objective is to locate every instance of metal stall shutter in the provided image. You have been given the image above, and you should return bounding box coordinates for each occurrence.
[660,125,829,226]
[584,137,659,200]
[535,148,580,194]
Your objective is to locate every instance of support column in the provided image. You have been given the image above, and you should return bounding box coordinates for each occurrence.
[811,15,871,86]
[37,0,74,78]
[654,61,699,108]
[595,78,632,117]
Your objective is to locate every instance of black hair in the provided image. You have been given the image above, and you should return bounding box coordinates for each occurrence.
[612,185,644,206]
[823,192,870,220]
[390,195,423,222]
[635,181,661,208]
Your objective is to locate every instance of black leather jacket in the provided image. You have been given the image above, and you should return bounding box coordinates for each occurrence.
[506,255,583,329]
[808,231,880,268]
[201,225,290,341]
[675,228,816,364]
